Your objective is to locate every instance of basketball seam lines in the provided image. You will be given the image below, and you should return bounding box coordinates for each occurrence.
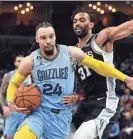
[17,99,38,107]
[17,86,37,93]
[18,99,24,107]
[22,99,38,107]
[15,95,41,98]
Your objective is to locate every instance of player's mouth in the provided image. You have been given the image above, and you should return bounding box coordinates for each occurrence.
[75,26,83,30]
[75,27,83,32]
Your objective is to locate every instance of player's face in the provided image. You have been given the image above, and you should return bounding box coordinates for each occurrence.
[14,56,24,69]
[73,12,94,38]
[36,26,56,56]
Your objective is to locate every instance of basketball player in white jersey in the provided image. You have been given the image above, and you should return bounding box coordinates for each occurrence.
[64,7,133,139]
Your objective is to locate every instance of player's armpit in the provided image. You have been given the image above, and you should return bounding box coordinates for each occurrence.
[80,55,127,82]
[7,71,27,102]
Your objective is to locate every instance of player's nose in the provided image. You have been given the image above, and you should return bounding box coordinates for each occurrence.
[46,38,51,44]
[75,20,81,27]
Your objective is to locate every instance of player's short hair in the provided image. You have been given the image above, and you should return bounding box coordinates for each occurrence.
[71,7,96,23]
[36,21,53,32]
[14,54,24,61]
[28,22,54,54]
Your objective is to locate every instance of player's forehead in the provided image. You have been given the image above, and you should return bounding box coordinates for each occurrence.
[37,26,55,37]
[74,12,89,20]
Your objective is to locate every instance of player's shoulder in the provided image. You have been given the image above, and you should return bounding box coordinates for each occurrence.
[2,72,11,81]
[4,70,14,77]
[57,44,68,50]
[68,46,81,53]
[18,55,33,74]
[20,55,33,68]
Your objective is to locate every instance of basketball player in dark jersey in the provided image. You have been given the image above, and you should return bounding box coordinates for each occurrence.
[63,8,133,139]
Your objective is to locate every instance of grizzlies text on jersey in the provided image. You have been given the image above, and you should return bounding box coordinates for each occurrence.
[32,45,74,110]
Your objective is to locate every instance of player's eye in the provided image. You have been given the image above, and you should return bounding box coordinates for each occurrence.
[40,36,46,40]
[17,60,21,62]
[49,35,53,39]
[80,18,85,22]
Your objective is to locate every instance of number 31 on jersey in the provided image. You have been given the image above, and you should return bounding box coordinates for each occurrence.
[78,51,93,80]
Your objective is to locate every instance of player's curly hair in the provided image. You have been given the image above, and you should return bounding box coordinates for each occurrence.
[71,7,96,23]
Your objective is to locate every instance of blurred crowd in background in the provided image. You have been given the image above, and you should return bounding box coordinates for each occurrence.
[0,1,133,139]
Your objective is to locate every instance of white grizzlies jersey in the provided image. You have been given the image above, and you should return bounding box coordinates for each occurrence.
[31,45,74,110]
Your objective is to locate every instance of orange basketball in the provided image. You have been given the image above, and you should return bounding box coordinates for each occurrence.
[14,85,41,111]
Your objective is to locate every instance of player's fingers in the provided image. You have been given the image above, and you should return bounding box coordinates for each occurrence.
[16,107,27,113]
[63,103,72,106]
[23,109,31,114]
[63,104,69,106]
[63,100,73,105]
[62,99,69,102]
[20,109,30,114]
[63,96,71,99]
[63,99,70,104]
[63,103,69,106]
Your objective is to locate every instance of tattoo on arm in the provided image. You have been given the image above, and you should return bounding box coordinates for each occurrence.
[0,75,10,107]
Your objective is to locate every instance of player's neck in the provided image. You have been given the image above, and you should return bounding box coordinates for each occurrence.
[78,31,92,49]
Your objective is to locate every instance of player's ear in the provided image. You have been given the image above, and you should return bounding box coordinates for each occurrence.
[90,22,94,29]
[54,33,56,41]
[35,36,39,43]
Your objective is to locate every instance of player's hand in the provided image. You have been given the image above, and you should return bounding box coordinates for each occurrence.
[2,106,10,117]
[8,101,31,115]
[63,94,79,106]
[125,76,133,91]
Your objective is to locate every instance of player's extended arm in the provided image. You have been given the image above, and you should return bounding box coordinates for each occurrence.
[64,46,133,106]
[96,20,133,47]
[68,46,126,81]
[107,19,133,41]
[0,74,10,107]
[7,56,33,102]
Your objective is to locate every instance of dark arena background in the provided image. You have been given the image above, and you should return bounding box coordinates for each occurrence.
[0,1,133,139]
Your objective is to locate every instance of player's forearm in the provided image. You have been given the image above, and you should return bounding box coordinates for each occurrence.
[118,20,133,33]
[7,71,27,102]
[109,20,133,40]
[0,80,9,107]
[0,93,6,107]
[80,55,126,82]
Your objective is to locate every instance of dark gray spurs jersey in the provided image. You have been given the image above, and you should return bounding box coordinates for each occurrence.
[74,34,116,98]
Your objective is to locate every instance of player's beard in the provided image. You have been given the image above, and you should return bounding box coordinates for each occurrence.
[75,27,88,39]
[44,46,54,56]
